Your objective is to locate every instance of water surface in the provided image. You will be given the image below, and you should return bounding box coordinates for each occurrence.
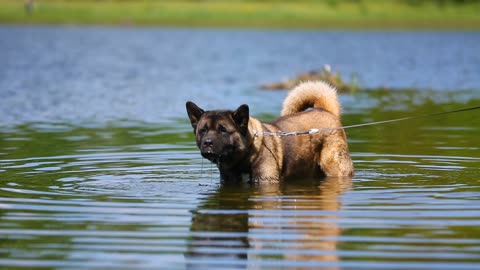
[0,26,479,269]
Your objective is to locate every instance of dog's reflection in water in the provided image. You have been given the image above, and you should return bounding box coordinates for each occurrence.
[187,177,351,269]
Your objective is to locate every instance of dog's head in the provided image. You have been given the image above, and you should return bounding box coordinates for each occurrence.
[186,101,251,164]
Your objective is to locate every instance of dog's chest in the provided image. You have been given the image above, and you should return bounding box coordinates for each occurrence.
[241,173,251,183]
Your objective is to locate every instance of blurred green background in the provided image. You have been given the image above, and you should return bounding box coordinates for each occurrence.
[2,0,480,29]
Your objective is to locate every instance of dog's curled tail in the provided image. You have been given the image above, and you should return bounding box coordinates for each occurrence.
[281,81,341,117]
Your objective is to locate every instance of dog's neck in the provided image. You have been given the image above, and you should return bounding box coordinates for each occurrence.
[216,117,282,183]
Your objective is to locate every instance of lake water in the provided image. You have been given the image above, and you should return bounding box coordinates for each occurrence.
[0,26,479,269]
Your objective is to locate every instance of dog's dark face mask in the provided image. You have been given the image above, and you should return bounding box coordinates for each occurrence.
[186,101,250,164]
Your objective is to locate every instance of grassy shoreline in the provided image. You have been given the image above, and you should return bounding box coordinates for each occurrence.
[1,0,480,29]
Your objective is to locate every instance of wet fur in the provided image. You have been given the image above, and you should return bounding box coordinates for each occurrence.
[186,81,354,182]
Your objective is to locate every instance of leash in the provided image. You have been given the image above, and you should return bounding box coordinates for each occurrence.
[253,105,480,137]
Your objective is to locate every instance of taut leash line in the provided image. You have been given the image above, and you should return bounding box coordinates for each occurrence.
[253,105,480,137]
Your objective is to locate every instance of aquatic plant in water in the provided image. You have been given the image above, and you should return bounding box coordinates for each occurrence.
[261,64,360,93]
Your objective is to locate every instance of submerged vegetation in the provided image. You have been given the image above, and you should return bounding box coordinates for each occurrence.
[1,0,480,29]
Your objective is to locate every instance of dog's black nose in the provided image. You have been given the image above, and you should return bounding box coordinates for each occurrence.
[203,138,213,147]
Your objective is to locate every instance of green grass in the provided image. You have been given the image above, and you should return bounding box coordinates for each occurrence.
[1,0,480,29]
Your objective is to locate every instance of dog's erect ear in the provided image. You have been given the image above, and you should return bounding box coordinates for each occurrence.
[232,104,249,135]
[186,101,205,132]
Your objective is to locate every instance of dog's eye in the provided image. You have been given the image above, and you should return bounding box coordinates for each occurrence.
[199,127,207,133]
[218,125,228,133]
